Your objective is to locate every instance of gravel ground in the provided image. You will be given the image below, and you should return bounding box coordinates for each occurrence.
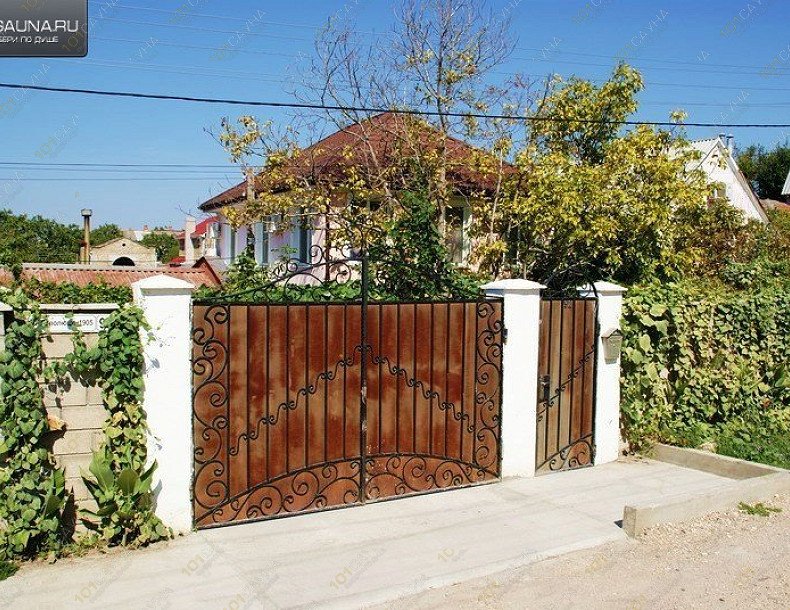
[384,494,790,610]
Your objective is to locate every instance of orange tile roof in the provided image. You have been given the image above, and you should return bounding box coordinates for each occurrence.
[200,112,514,211]
[1,262,221,288]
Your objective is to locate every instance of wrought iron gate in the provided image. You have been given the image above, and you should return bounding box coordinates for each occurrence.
[192,298,503,528]
[535,297,598,474]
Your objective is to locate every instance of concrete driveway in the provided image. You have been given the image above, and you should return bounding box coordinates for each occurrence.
[0,458,733,609]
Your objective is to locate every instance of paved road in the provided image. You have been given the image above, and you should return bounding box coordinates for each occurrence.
[387,493,790,610]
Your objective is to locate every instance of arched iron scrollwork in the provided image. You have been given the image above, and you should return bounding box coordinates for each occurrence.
[198,243,360,304]
[195,458,362,527]
[544,434,594,472]
[474,301,503,472]
[192,304,232,517]
[368,347,474,433]
[227,344,364,457]
[363,454,496,501]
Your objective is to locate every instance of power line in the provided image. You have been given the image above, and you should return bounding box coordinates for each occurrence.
[0,168,239,175]
[99,16,313,43]
[515,46,790,72]
[0,161,238,168]
[0,81,788,128]
[514,55,788,78]
[88,38,790,93]
[0,177,232,181]
[53,58,297,84]
[90,1,376,33]
[94,35,300,58]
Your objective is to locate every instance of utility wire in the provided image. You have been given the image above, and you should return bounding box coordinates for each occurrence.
[85,38,790,93]
[89,1,376,33]
[0,82,788,128]
[94,36,299,58]
[99,17,313,43]
[0,161,239,168]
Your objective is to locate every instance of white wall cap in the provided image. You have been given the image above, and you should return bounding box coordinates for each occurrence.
[481,279,546,294]
[132,274,196,293]
[579,281,628,296]
[39,303,120,312]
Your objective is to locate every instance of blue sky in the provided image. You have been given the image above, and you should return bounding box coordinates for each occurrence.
[1,0,788,229]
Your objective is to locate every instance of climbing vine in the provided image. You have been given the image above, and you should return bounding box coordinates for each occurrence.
[64,306,170,546]
[621,280,790,467]
[0,289,169,560]
[0,290,67,560]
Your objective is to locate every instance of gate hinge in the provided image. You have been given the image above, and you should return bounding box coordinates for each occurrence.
[502,327,508,344]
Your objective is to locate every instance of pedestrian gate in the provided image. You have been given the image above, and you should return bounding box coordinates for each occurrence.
[535,297,598,474]
[192,299,503,528]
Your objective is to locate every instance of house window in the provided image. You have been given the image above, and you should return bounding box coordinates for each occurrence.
[446,205,469,264]
[254,221,269,265]
[229,225,236,262]
[298,226,312,263]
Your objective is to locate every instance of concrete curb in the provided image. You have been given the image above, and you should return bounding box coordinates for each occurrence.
[623,445,790,537]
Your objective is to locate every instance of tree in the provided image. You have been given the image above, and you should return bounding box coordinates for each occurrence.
[737,142,790,199]
[90,223,122,246]
[471,64,722,287]
[0,211,129,269]
[0,210,81,267]
[216,0,529,253]
[140,231,179,264]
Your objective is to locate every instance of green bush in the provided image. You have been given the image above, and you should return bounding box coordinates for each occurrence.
[621,280,790,469]
[16,279,132,305]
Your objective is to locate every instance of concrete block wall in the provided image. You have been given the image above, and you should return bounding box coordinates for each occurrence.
[29,305,118,516]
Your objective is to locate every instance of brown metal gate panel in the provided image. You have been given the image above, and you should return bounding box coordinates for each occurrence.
[535,298,597,474]
[191,300,503,528]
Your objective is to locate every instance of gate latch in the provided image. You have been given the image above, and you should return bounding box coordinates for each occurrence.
[540,375,551,404]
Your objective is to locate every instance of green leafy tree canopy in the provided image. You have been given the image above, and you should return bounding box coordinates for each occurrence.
[139,230,180,264]
[737,141,790,200]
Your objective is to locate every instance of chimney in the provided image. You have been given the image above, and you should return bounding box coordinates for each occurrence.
[184,215,196,264]
[245,167,255,202]
[81,208,92,264]
[726,133,734,154]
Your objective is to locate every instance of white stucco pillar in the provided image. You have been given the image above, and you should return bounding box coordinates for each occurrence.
[481,279,544,478]
[133,275,195,532]
[579,281,627,466]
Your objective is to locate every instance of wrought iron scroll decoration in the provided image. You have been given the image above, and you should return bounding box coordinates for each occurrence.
[197,243,360,304]
[192,304,231,517]
[473,301,504,472]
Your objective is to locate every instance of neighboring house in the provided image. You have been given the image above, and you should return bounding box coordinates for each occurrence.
[89,237,159,267]
[122,225,179,242]
[782,166,790,202]
[175,216,220,263]
[0,259,221,288]
[688,136,769,223]
[198,112,511,267]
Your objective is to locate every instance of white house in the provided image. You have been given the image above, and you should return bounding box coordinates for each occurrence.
[688,135,768,223]
[198,112,505,268]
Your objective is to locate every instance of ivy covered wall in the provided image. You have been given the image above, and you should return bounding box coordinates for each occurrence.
[621,281,790,468]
